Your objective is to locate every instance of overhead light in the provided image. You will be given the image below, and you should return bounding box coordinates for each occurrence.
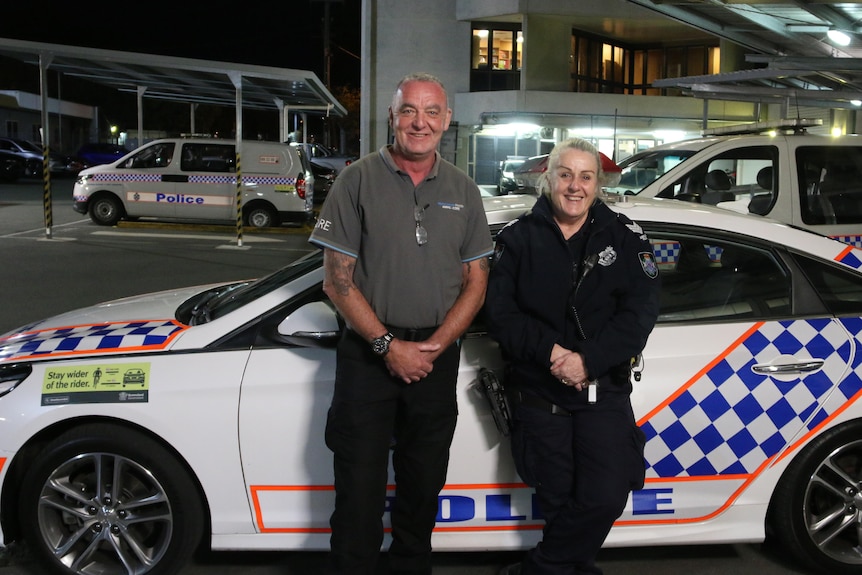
[827,28,852,47]
[852,100,862,107]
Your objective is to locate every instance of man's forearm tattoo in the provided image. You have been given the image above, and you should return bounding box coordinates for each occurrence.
[329,251,356,297]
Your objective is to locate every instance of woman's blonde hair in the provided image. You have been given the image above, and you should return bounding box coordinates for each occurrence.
[537,138,605,196]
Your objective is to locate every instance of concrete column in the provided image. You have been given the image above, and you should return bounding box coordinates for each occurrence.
[719,38,746,74]
[522,14,572,92]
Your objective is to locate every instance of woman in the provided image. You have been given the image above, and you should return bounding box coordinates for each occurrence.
[485,138,661,575]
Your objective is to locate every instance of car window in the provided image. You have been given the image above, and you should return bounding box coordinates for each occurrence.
[654,146,778,214]
[796,146,862,226]
[792,251,862,315]
[614,150,696,194]
[180,143,234,172]
[119,142,176,169]
[650,231,791,323]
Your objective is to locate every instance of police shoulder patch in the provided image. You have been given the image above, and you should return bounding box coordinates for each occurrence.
[492,242,505,267]
[639,252,659,279]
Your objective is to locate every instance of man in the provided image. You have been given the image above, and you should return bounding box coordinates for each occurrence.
[308,72,493,575]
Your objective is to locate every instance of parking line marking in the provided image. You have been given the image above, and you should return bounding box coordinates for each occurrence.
[91,231,285,243]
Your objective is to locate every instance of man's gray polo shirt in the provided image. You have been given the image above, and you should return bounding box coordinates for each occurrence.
[309,146,493,329]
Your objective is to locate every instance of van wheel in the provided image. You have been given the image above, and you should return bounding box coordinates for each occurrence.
[89,194,124,226]
[244,204,278,228]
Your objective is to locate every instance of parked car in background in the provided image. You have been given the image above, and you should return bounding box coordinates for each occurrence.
[0,149,25,182]
[512,151,622,194]
[0,138,84,178]
[292,142,357,174]
[47,150,85,177]
[0,137,43,177]
[310,162,336,204]
[4,198,862,575]
[76,142,129,167]
[498,156,526,194]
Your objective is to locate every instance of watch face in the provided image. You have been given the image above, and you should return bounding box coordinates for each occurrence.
[372,333,392,355]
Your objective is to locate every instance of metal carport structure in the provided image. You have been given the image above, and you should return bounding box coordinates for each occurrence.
[0,37,347,244]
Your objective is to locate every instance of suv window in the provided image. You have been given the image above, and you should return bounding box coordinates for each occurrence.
[650,231,791,322]
[796,146,862,226]
[180,143,235,172]
[655,146,778,214]
[120,142,175,169]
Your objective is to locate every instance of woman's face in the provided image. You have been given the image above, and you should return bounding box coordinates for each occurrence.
[548,148,599,225]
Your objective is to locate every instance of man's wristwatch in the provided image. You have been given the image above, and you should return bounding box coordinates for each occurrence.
[371,332,394,356]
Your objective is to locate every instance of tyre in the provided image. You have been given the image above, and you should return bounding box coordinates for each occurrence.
[768,422,862,574]
[0,158,22,182]
[88,194,124,226]
[244,203,278,228]
[18,423,204,575]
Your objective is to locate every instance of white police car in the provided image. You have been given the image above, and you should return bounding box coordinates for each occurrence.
[2,197,862,575]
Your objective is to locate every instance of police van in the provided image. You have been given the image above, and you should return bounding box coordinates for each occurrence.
[608,119,862,247]
[73,138,314,228]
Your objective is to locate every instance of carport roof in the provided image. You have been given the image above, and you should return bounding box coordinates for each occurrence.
[0,37,347,117]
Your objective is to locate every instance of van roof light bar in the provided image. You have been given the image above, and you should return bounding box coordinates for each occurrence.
[702,118,823,136]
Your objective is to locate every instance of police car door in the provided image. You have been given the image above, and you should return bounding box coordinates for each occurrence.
[175,142,235,222]
[619,229,853,536]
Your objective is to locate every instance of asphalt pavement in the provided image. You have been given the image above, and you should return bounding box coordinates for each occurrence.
[0,177,810,574]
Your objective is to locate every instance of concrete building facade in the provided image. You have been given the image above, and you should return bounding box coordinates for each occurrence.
[360,0,852,186]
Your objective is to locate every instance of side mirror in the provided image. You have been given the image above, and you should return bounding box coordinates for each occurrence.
[276,301,341,348]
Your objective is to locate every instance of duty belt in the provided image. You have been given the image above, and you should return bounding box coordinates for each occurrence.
[516,391,572,416]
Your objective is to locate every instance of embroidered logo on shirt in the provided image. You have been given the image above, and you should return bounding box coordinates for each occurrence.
[438,202,464,211]
[639,252,659,278]
[598,246,617,266]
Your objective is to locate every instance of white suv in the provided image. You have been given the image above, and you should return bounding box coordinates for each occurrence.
[610,120,862,247]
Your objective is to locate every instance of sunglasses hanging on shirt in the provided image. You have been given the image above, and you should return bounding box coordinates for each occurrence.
[414,203,429,245]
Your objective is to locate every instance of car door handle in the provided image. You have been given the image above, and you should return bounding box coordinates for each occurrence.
[752,359,825,374]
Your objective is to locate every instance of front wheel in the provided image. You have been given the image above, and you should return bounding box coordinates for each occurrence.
[19,423,204,575]
[768,422,862,574]
[88,194,124,226]
[0,158,22,182]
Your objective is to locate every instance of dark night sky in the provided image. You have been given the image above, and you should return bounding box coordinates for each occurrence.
[0,1,361,88]
[0,1,362,144]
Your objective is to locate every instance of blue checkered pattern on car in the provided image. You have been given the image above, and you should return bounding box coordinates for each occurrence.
[651,241,722,265]
[90,173,161,183]
[88,173,297,186]
[834,235,862,249]
[0,320,187,362]
[837,244,862,269]
[642,318,862,478]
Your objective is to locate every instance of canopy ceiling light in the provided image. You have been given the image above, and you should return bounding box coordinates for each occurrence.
[827,28,852,47]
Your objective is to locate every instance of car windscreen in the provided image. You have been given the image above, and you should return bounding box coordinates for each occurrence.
[178,250,324,325]
[608,150,697,195]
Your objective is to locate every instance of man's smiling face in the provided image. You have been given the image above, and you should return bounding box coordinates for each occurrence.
[389,80,452,162]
